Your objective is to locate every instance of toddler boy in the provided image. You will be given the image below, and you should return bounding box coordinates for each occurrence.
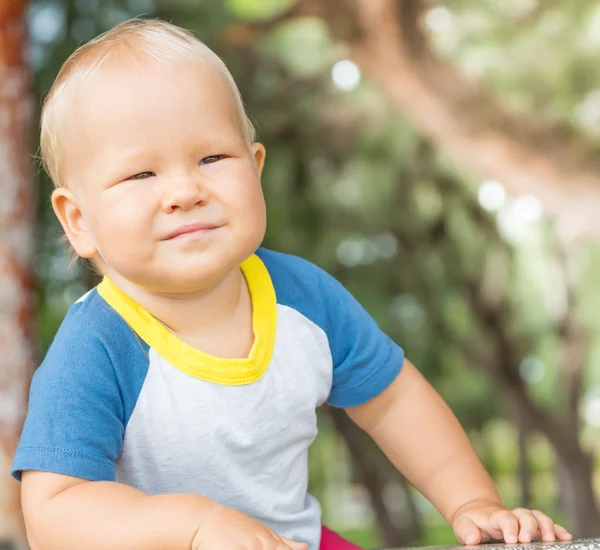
[12,18,571,550]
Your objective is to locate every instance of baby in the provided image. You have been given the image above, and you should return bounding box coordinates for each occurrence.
[12,18,572,550]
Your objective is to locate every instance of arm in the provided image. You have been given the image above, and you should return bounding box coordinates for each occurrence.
[22,472,307,550]
[345,359,500,523]
[309,264,567,543]
[22,471,215,550]
[345,359,571,544]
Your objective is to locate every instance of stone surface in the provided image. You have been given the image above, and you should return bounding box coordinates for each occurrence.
[386,540,600,550]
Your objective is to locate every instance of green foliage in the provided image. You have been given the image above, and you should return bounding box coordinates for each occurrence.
[225,0,294,21]
[262,19,334,76]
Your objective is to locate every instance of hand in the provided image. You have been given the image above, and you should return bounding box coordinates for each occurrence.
[451,499,572,545]
[191,504,308,550]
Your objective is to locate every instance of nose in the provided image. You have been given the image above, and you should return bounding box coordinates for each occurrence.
[161,174,207,213]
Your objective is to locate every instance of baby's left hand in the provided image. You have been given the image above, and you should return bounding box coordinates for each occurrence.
[452,500,572,545]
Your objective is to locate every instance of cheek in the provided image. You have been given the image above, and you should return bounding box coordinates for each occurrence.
[92,193,155,246]
[217,165,265,214]
[232,182,266,225]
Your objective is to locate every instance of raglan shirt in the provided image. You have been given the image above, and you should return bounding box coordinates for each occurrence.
[12,248,404,550]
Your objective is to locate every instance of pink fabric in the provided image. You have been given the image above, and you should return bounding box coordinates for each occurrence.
[320,525,363,550]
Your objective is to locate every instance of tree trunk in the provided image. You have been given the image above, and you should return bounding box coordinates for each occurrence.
[462,280,600,537]
[556,452,600,537]
[0,0,35,547]
[328,407,421,548]
[385,166,600,537]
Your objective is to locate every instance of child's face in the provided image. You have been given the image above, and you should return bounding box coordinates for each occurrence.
[53,57,267,292]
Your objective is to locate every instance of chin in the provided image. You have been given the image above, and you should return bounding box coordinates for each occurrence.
[198,236,263,272]
[161,263,237,292]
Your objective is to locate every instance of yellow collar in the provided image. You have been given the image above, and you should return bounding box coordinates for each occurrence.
[97,254,276,385]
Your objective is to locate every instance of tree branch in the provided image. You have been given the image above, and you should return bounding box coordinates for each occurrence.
[313,0,600,240]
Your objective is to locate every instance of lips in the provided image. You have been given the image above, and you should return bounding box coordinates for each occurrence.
[164,223,220,240]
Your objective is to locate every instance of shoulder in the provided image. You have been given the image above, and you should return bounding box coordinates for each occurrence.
[12,290,143,482]
[255,248,333,330]
[37,288,150,388]
[256,248,404,408]
[255,247,327,287]
[47,288,142,354]
[46,289,118,361]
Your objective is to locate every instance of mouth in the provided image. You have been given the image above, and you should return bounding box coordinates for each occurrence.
[164,223,221,240]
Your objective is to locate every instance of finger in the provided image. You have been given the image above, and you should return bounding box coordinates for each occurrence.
[453,516,483,546]
[281,537,309,550]
[554,524,573,541]
[512,508,540,543]
[530,510,557,542]
[268,532,295,549]
[489,510,519,544]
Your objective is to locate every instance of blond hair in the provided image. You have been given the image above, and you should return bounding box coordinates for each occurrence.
[40,18,256,188]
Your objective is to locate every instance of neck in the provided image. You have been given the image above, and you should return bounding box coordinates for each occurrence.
[105,267,246,339]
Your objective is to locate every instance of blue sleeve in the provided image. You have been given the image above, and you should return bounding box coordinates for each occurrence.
[11,309,126,482]
[256,248,404,409]
[319,269,405,408]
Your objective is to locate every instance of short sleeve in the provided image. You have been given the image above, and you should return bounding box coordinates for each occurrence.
[12,305,127,482]
[255,248,405,409]
[319,269,405,408]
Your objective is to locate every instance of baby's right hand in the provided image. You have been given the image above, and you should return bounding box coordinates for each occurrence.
[191,504,308,550]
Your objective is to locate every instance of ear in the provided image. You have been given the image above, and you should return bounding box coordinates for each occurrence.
[251,142,266,177]
[51,188,98,259]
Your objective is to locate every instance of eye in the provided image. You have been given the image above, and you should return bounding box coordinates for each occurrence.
[199,155,226,165]
[126,171,155,180]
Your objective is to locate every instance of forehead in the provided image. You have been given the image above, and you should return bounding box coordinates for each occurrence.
[84,55,239,126]
[58,56,245,174]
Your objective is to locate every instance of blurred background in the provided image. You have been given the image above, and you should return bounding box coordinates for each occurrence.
[2,0,600,548]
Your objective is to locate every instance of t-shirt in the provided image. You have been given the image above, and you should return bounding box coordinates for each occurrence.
[12,248,404,550]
